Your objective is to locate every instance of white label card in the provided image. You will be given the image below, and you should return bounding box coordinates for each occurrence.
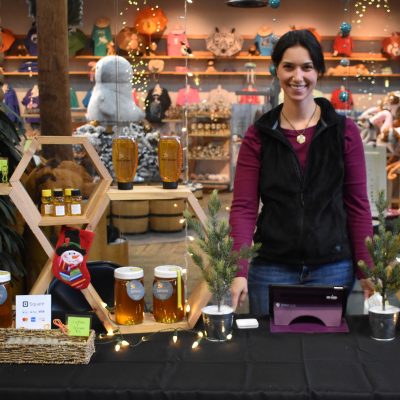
[15,295,52,329]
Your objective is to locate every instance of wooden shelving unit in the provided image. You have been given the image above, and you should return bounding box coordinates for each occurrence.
[2,136,212,334]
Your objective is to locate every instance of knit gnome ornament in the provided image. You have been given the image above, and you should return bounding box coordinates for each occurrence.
[52,228,95,290]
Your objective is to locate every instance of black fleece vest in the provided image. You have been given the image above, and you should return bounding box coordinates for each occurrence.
[253,97,352,266]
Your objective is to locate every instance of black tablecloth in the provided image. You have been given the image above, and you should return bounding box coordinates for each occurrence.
[1,315,400,400]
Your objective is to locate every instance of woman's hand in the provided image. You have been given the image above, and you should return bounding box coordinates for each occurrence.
[360,278,375,300]
[231,277,248,310]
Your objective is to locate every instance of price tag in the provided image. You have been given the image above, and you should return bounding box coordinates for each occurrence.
[67,315,91,337]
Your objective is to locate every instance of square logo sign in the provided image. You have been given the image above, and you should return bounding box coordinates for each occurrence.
[15,295,51,329]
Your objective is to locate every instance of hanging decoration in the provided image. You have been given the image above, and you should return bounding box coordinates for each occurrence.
[340,58,350,67]
[340,22,352,35]
[134,6,168,35]
[339,91,350,103]
[354,0,392,27]
[268,0,280,9]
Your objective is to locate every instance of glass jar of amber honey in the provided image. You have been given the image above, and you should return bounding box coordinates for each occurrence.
[0,271,12,328]
[153,265,185,323]
[114,267,145,325]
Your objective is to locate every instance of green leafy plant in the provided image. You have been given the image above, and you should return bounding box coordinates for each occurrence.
[0,104,26,276]
[358,190,400,311]
[183,190,261,312]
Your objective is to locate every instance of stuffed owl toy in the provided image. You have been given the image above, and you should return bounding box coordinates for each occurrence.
[87,55,145,125]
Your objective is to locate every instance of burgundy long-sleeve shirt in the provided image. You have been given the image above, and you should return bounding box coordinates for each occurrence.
[230,118,373,279]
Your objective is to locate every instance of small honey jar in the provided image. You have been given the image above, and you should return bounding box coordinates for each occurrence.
[0,271,12,328]
[114,267,145,325]
[153,265,184,323]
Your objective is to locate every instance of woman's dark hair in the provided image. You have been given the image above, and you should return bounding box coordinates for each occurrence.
[271,29,326,77]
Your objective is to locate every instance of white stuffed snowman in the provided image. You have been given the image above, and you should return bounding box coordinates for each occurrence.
[87,55,145,125]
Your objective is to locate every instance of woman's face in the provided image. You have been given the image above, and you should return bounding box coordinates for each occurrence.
[276,45,318,104]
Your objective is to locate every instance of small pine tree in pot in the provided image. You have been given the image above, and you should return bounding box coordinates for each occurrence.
[358,190,400,340]
[183,190,261,341]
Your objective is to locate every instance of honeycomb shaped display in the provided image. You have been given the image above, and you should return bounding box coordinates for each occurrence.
[9,136,112,227]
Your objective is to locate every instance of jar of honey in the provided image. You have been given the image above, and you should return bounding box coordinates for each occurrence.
[153,265,185,323]
[0,271,12,328]
[114,267,145,325]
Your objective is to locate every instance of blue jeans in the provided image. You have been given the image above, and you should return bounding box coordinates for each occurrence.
[248,258,356,314]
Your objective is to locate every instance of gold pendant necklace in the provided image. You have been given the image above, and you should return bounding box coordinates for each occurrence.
[281,104,318,144]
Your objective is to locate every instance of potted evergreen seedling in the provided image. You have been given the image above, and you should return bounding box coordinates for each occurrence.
[183,190,261,341]
[358,190,400,341]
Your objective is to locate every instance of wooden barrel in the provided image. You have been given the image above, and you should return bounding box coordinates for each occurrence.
[105,201,111,223]
[111,200,149,234]
[149,199,185,232]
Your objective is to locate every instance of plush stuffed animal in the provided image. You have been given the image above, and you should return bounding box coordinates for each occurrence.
[17,44,29,57]
[327,64,369,76]
[25,159,98,205]
[248,44,260,57]
[106,41,116,56]
[86,55,145,125]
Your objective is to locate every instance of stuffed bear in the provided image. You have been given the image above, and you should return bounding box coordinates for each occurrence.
[86,55,145,126]
[17,44,29,57]
[25,159,98,205]
[106,41,116,56]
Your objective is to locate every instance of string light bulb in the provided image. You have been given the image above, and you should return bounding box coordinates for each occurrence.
[107,330,114,336]
[192,338,202,348]
[173,329,178,343]
[121,340,129,346]
[198,331,203,337]
[115,344,121,351]
[186,305,191,313]
[226,333,233,340]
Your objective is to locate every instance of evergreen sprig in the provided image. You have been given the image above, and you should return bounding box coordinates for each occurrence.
[358,190,400,310]
[183,190,261,312]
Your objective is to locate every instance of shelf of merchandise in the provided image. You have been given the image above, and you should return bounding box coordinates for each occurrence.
[4,71,399,77]
[189,157,230,161]
[189,134,231,138]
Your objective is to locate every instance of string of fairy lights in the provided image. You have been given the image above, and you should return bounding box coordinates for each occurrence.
[98,304,232,351]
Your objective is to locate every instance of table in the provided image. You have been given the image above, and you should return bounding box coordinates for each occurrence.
[0,315,399,400]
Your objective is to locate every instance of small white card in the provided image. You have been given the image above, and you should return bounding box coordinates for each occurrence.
[15,295,52,329]
[236,318,259,329]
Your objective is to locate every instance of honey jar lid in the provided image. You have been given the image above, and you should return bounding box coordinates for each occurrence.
[154,265,183,278]
[65,188,73,196]
[0,270,11,283]
[42,189,52,197]
[114,267,143,280]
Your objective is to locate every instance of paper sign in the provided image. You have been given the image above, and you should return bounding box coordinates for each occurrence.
[15,295,52,329]
[67,315,91,337]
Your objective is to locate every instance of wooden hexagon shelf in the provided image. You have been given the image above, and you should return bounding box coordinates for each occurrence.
[8,136,114,331]
[10,136,112,227]
[3,136,213,334]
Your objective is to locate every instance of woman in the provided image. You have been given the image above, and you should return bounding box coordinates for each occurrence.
[229,29,375,314]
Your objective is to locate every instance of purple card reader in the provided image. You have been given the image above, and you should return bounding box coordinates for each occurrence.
[269,285,349,327]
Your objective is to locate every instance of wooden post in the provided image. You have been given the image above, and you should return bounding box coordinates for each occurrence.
[36,0,73,161]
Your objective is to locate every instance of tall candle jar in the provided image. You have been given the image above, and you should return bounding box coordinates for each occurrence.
[114,267,145,325]
[153,265,185,323]
[112,129,138,190]
[158,136,183,189]
[0,271,12,328]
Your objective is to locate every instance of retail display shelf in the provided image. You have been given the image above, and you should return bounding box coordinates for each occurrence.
[0,184,12,195]
[107,185,193,201]
[197,180,230,185]
[4,71,399,77]
[188,157,230,161]
[38,215,89,226]
[188,134,231,138]
[115,313,191,334]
